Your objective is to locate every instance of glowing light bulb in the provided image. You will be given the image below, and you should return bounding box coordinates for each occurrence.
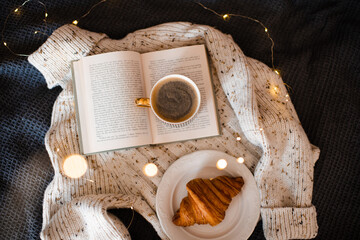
[274,69,280,75]
[265,28,268,32]
[237,157,245,164]
[14,8,19,13]
[63,154,88,178]
[45,13,48,17]
[3,42,7,46]
[216,159,227,170]
[72,20,78,25]
[236,136,241,141]
[34,31,38,34]
[143,163,158,177]
[270,85,280,96]
[223,14,230,21]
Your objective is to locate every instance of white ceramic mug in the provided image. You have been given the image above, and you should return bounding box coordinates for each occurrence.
[135,74,201,127]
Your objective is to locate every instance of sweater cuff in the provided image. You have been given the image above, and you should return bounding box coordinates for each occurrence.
[28,24,107,89]
[261,206,318,240]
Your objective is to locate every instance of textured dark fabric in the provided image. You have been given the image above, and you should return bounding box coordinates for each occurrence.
[1,0,359,239]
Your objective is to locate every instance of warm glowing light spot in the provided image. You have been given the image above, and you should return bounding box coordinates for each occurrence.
[45,13,48,17]
[216,159,228,170]
[270,85,280,96]
[63,154,88,178]
[3,42,7,46]
[285,94,289,98]
[265,28,268,32]
[274,69,280,75]
[259,127,264,131]
[56,148,60,152]
[236,136,241,141]
[72,20,79,25]
[34,31,38,34]
[143,163,158,177]
[237,157,245,164]
[14,8,19,13]
[223,14,230,21]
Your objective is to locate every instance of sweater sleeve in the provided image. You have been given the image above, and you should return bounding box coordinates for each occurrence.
[203,26,318,239]
[28,24,107,89]
[248,58,319,240]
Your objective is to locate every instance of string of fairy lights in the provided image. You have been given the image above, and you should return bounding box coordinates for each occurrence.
[1,0,108,57]
[2,0,291,95]
[2,0,48,57]
[2,1,290,222]
[3,0,279,72]
[196,2,280,75]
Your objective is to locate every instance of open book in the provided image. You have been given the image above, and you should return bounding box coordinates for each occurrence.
[72,44,220,155]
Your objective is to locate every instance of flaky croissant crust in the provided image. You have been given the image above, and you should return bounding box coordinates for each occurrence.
[173,175,244,226]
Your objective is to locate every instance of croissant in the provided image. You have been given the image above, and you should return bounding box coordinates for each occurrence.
[172,175,244,227]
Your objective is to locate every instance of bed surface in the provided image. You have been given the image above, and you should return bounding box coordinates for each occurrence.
[1,1,359,239]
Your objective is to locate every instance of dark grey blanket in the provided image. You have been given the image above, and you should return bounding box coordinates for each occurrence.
[1,0,359,239]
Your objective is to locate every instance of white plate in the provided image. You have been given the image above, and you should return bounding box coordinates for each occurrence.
[156,150,260,240]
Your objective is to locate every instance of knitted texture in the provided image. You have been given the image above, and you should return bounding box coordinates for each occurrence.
[28,22,318,239]
[2,1,360,240]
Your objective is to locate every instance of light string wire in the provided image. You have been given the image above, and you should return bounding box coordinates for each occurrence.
[127,206,135,230]
[197,2,279,75]
[73,0,107,25]
[3,0,279,76]
[197,2,296,94]
[1,0,107,57]
[1,0,48,57]
[197,2,296,134]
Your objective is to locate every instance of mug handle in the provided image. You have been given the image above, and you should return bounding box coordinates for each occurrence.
[135,98,150,107]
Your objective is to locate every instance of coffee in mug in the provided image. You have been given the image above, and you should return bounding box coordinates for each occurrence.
[135,74,201,126]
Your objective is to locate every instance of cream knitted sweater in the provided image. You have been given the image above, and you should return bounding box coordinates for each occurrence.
[28,22,319,240]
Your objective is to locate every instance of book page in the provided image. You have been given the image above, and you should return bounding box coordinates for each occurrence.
[141,45,220,144]
[73,51,152,154]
